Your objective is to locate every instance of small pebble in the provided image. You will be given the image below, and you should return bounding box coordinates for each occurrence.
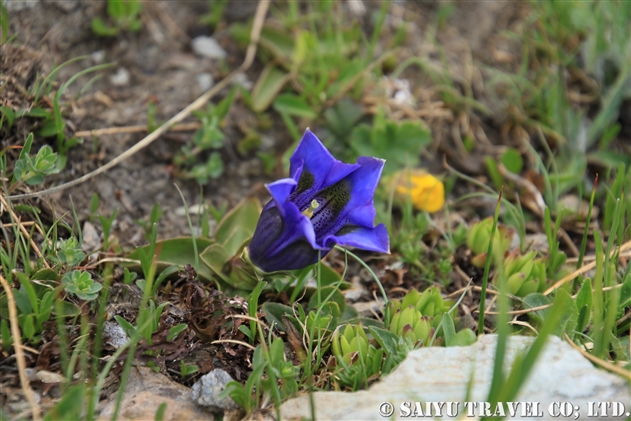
[81,221,100,253]
[192,36,227,60]
[110,68,130,86]
[103,321,129,349]
[231,71,253,90]
[196,73,214,92]
[91,50,105,64]
[191,369,239,412]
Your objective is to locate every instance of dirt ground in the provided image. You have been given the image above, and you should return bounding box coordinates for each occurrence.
[2,0,528,247]
[7,0,630,418]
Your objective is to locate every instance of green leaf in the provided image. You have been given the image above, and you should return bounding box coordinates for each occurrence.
[522,293,552,324]
[1,319,12,351]
[15,272,39,316]
[575,279,593,332]
[251,65,290,112]
[199,243,259,291]
[167,323,188,341]
[0,106,15,130]
[619,273,631,309]
[127,237,215,282]
[259,26,295,62]
[52,300,81,317]
[45,384,85,421]
[19,132,34,158]
[91,17,120,37]
[442,312,456,346]
[450,328,477,346]
[154,402,168,421]
[501,148,524,174]
[484,156,504,192]
[21,107,53,119]
[261,302,296,332]
[367,325,400,356]
[206,152,224,179]
[12,288,32,315]
[215,86,238,120]
[307,286,346,314]
[107,0,124,18]
[22,313,35,340]
[551,289,578,337]
[349,113,431,175]
[273,94,317,119]
[214,197,261,256]
[114,314,136,338]
[324,98,364,138]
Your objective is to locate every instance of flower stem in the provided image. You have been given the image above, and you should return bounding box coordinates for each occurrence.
[478,189,503,335]
[334,246,389,320]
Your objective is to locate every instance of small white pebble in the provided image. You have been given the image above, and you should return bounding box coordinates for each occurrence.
[192,36,227,60]
[110,68,130,86]
[196,73,214,92]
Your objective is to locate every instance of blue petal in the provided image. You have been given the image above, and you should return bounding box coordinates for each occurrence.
[266,177,297,216]
[289,129,359,211]
[341,156,385,211]
[249,198,324,272]
[310,157,385,241]
[344,204,376,228]
[323,223,390,253]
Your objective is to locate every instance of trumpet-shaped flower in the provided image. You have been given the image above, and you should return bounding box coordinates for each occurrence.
[248,129,389,272]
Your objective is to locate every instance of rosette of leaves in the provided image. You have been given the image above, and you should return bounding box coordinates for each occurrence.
[466,217,514,268]
[387,306,432,347]
[386,287,476,347]
[11,134,60,186]
[387,287,451,318]
[54,237,86,267]
[62,270,102,301]
[332,324,384,390]
[494,251,547,297]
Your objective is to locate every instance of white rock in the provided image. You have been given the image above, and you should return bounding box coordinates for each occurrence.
[347,0,366,17]
[191,369,239,412]
[98,367,213,421]
[4,0,39,11]
[196,73,214,92]
[277,335,630,420]
[103,321,128,349]
[110,68,130,86]
[231,72,253,90]
[91,50,105,65]
[81,221,100,253]
[192,36,227,60]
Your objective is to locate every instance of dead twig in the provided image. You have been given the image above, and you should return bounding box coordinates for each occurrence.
[7,0,271,202]
[211,339,257,351]
[0,273,42,421]
[73,122,200,138]
[564,333,631,381]
[544,239,631,295]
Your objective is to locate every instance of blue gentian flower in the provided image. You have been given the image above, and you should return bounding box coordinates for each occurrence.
[248,129,389,272]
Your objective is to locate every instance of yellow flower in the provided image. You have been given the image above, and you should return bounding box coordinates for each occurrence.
[391,169,445,213]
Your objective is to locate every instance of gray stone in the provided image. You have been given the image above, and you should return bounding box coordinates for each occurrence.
[196,73,214,92]
[3,0,39,11]
[191,369,240,413]
[277,335,631,420]
[231,72,253,90]
[81,221,100,253]
[103,321,128,349]
[191,36,227,60]
[98,366,213,421]
[110,68,130,86]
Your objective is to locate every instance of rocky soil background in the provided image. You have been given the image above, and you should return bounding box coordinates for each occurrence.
[1,0,630,420]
